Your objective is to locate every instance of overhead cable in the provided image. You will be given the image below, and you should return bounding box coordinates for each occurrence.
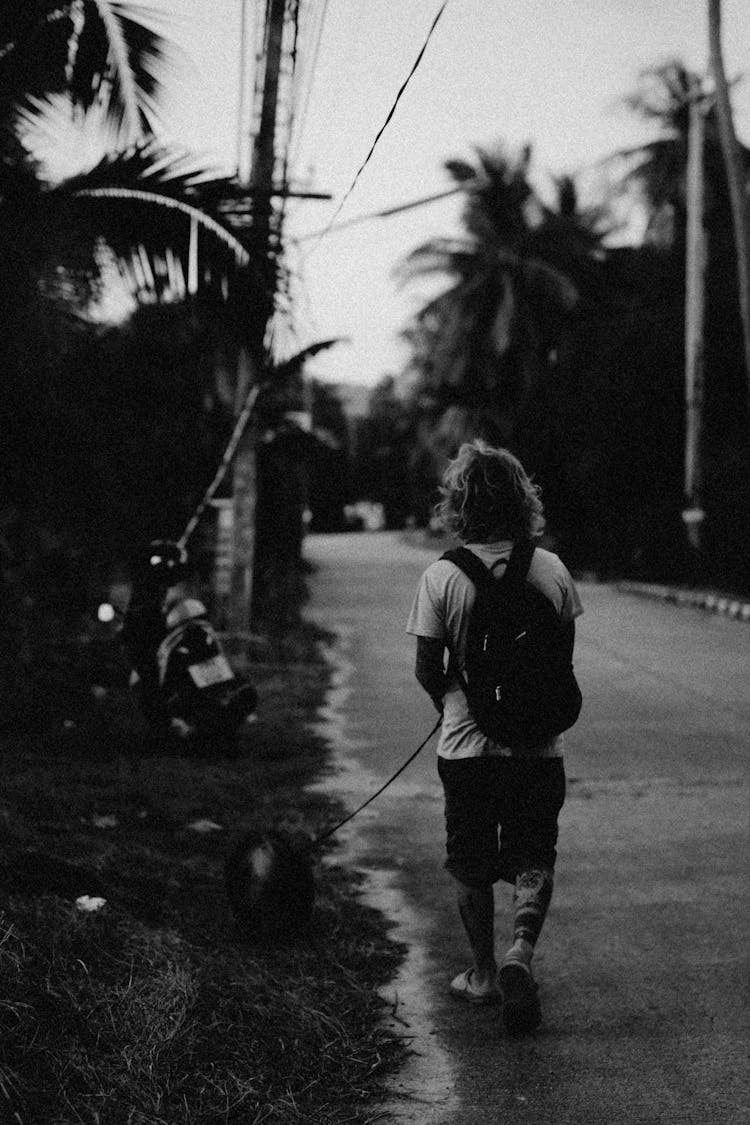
[294,183,465,242]
[307,0,449,257]
[289,0,330,170]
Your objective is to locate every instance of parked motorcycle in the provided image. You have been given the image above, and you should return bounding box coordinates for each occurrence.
[104,540,257,753]
[155,593,258,750]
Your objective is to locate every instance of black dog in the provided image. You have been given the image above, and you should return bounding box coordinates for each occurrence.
[224,829,315,940]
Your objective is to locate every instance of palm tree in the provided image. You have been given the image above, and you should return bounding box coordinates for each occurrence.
[2,3,261,312]
[397,144,604,456]
[0,12,264,540]
[0,2,164,331]
[1,2,330,633]
[617,61,725,248]
[0,6,265,571]
[603,59,750,580]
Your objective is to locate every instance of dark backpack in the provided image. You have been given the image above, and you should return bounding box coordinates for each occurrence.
[440,541,582,748]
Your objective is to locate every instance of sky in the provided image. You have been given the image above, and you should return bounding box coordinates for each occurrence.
[91,1,750,388]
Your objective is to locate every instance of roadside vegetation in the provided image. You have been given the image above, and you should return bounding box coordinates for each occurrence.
[0,617,407,1124]
[347,62,750,596]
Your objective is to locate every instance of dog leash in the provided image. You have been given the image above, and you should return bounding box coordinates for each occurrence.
[315,715,443,844]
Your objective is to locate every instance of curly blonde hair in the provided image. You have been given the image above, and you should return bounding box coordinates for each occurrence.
[435,441,545,543]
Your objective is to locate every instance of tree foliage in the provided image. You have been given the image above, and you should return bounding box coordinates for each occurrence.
[396,145,601,446]
[352,377,417,528]
[0,1,170,140]
[0,1,272,665]
[385,63,750,590]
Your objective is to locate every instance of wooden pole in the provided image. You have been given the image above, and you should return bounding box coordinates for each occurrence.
[683,87,707,555]
[229,0,286,631]
[708,0,750,415]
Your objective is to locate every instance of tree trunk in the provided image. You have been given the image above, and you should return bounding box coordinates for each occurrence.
[708,0,750,414]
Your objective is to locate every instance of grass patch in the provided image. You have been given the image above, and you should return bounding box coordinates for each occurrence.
[0,619,408,1124]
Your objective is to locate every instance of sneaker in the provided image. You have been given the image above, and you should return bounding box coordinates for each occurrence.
[449,968,502,1005]
[499,962,542,1034]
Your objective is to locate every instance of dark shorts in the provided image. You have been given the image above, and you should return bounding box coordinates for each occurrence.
[437,755,566,888]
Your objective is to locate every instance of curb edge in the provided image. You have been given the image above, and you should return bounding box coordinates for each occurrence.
[616,582,750,622]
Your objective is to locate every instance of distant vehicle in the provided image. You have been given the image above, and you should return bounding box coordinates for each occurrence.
[343,501,386,531]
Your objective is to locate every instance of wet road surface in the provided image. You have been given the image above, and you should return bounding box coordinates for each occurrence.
[304,531,750,1125]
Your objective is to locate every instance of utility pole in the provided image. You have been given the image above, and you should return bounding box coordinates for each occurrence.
[250,0,288,322]
[228,0,289,632]
[683,83,707,559]
[708,0,750,416]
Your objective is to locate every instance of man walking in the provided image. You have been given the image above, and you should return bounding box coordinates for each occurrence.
[407,440,583,1033]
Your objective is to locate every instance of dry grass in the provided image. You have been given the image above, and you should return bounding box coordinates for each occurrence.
[0,620,408,1124]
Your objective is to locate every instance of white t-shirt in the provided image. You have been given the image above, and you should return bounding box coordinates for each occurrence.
[406,541,584,760]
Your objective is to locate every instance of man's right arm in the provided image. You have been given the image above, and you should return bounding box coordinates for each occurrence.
[415,635,449,712]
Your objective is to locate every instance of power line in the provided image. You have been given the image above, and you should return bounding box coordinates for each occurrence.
[289,0,330,172]
[294,183,465,243]
[235,0,248,176]
[277,0,303,234]
[306,0,450,258]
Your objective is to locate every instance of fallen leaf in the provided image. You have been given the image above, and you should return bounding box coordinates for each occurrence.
[75,896,107,913]
[92,814,118,829]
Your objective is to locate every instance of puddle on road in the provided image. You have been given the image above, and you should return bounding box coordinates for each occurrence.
[307,629,459,1124]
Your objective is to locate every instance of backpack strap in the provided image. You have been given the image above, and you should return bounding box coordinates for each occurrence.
[440,546,494,587]
[498,539,535,587]
[439,546,516,692]
[438,549,483,688]
[440,541,535,588]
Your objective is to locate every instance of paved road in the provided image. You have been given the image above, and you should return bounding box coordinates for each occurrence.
[304,532,750,1125]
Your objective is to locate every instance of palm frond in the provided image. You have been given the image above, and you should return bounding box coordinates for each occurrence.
[519,258,579,312]
[52,142,251,277]
[0,1,171,142]
[13,92,121,183]
[595,142,677,173]
[395,239,476,284]
[62,139,231,199]
[272,339,346,380]
[83,0,166,137]
[444,159,478,184]
[74,186,251,266]
[623,59,698,128]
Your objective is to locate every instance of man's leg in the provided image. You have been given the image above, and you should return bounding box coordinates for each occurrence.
[438,758,503,1003]
[497,760,565,1033]
[447,877,502,1003]
[498,868,553,1032]
[498,759,565,968]
[503,866,555,970]
[454,877,497,987]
